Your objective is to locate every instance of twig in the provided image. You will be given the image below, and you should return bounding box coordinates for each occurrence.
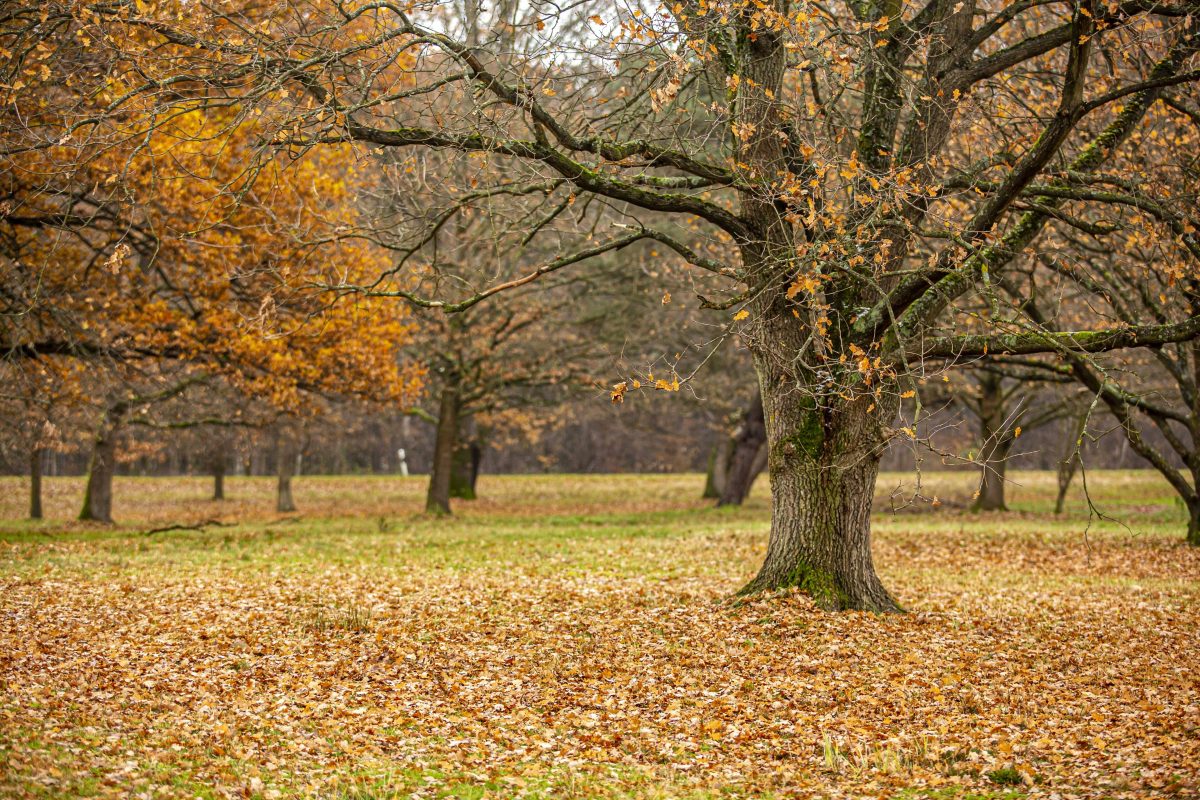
[142,519,233,536]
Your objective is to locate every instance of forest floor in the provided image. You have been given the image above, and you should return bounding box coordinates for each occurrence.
[0,471,1196,799]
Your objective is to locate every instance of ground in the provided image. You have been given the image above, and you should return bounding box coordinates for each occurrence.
[0,471,1196,800]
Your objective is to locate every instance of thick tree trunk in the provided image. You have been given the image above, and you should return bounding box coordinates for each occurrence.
[720,443,767,506]
[276,429,298,513]
[718,392,768,507]
[426,381,460,515]
[449,415,482,500]
[29,447,44,520]
[740,360,900,612]
[80,408,122,523]
[1190,502,1200,547]
[731,26,897,610]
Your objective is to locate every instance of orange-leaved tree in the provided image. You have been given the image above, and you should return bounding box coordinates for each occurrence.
[2,48,424,520]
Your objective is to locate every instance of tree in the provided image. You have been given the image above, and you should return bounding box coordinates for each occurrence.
[273,420,301,513]
[1013,228,1200,540]
[3,56,425,521]
[408,293,592,514]
[1054,406,1091,514]
[708,390,769,507]
[10,0,1200,605]
[0,358,89,519]
[954,366,1081,512]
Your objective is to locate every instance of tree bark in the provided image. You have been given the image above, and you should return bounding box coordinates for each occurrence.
[212,463,226,501]
[971,372,1011,512]
[731,17,900,610]
[717,391,768,507]
[29,447,44,520]
[1190,501,1200,547]
[1055,456,1078,514]
[702,437,730,499]
[80,406,122,523]
[449,415,482,500]
[973,440,1013,512]
[426,380,460,515]
[1055,411,1087,514]
[739,341,900,612]
[276,428,298,513]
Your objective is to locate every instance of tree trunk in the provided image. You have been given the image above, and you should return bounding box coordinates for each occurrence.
[702,437,731,499]
[730,27,897,610]
[1055,411,1087,514]
[426,380,460,515]
[974,440,1013,512]
[1190,502,1200,547]
[80,407,122,523]
[29,447,44,520]
[971,372,1011,512]
[276,429,298,513]
[747,442,768,484]
[739,358,900,612]
[717,392,768,506]
[212,463,225,501]
[1055,458,1078,514]
[449,415,482,500]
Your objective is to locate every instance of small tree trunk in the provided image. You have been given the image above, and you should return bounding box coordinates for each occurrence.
[720,443,767,506]
[974,440,1013,512]
[971,372,1011,512]
[740,365,900,612]
[426,380,460,515]
[1054,461,1077,515]
[718,391,767,507]
[276,429,298,513]
[1055,412,1087,514]
[212,463,226,501]
[748,441,768,481]
[1190,502,1200,547]
[80,407,122,523]
[702,437,731,499]
[29,447,44,520]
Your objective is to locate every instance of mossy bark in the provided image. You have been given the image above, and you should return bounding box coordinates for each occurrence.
[1189,502,1200,547]
[739,331,900,612]
[728,15,899,610]
[702,441,725,499]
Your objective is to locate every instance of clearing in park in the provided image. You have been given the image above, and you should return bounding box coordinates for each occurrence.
[0,471,1196,799]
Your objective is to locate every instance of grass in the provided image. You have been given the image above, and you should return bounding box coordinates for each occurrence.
[0,470,1197,799]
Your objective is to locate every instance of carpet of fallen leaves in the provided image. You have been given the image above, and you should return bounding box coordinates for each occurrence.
[0,472,1197,799]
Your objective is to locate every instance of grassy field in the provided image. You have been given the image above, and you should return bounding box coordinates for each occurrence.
[0,471,1196,799]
